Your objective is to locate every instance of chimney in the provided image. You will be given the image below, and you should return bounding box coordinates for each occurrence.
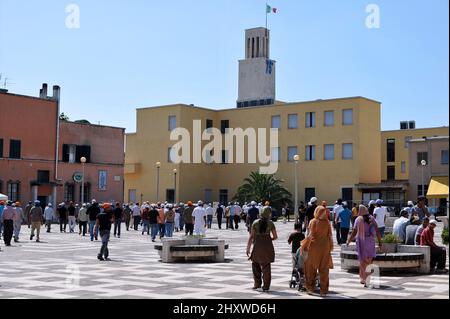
[40,83,48,98]
[52,85,60,101]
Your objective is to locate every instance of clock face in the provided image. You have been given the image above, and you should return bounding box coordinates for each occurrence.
[73,172,83,183]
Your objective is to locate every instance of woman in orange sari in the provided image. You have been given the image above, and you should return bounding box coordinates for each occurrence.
[301,205,333,297]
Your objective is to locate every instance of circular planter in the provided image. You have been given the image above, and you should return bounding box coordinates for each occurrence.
[382,243,397,254]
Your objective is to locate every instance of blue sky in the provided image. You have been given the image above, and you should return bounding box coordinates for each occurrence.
[0,0,448,132]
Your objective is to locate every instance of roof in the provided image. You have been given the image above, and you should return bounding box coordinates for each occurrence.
[0,90,57,103]
[136,96,381,113]
[409,136,449,143]
[382,127,449,133]
[61,120,125,131]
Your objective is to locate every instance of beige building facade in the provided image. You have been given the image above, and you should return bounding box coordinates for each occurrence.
[408,136,449,213]
[125,97,382,207]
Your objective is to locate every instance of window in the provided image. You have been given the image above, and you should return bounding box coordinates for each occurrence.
[75,145,90,163]
[305,188,316,203]
[387,165,395,181]
[271,115,281,129]
[166,189,175,203]
[288,146,298,162]
[206,119,213,132]
[363,193,380,204]
[306,112,316,128]
[62,144,91,164]
[305,145,316,161]
[417,152,428,165]
[205,189,213,203]
[168,116,177,131]
[271,147,280,162]
[79,183,91,203]
[9,139,21,159]
[342,188,353,205]
[221,120,229,134]
[324,144,335,160]
[387,139,395,162]
[37,170,50,184]
[324,111,334,127]
[0,138,3,158]
[343,109,353,125]
[62,144,76,163]
[98,170,107,191]
[401,161,406,173]
[288,114,298,129]
[64,183,75,202]
[69,145,76,163]
[404,136,412,149]
[219,189,228,204]
[342,143,353,160]
[128,189,137,203]
[441,150,449,165]
[7,182,20,202]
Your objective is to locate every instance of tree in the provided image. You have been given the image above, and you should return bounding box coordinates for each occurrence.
[59,112,69,121]
[233,171,292,210]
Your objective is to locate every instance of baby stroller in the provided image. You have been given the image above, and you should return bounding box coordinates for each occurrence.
[289,249,320,291]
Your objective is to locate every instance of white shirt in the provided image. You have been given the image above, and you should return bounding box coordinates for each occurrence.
[193,206,206,229]
[333,204,344,222]
[205,206,214,216]
[393,217,409,241]
[132,205,141,216]
[44,207,54,220]
[373,206,387,228]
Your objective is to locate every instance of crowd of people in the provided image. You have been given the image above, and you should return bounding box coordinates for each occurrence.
[0,195,448,297]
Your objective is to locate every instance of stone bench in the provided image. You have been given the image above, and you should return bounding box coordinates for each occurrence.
[341,244,430,274]
[154,238,229,263]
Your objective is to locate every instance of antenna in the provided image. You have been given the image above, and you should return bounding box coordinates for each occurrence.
[0,75,14,89]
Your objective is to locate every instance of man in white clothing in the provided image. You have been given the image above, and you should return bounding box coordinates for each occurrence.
[44,203,55,233]
[132,203,141,231]
[13,202,24,242]
[373,199,388,237]
[205,203,214,229]
[192,201,207,236]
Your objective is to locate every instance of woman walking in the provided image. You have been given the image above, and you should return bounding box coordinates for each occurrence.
[300,206,333,297]
[246,205,278,292]
[347,205,383,287]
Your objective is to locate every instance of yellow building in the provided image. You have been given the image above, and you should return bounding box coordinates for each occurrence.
[125,97,382,206]
[124,27,448,208]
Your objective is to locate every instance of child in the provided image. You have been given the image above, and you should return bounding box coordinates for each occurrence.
[288,223,305,267]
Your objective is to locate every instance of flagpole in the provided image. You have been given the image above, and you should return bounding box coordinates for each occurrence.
[265,2,268,30]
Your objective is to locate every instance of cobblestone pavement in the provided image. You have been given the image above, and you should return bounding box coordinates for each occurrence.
[0,220,448,299]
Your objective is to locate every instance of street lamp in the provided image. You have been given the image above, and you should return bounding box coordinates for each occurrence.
[80,157,87,204]
[173,169,177,203]
[421,160,427,197]
[293,154,300,224]
[156,162,161,201]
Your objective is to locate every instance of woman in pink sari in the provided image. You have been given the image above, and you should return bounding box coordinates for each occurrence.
[346,205,382,287]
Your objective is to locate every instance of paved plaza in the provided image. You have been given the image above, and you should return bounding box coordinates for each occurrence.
[0,220,448,299]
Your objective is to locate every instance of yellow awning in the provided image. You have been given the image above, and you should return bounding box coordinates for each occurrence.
[427,176,449,198]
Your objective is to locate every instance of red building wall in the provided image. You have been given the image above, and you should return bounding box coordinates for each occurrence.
[0,90,58,202]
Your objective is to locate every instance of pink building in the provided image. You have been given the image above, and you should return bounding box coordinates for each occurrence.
[0,84,125,207]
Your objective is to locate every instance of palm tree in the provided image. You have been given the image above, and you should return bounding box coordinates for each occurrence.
[233,171,292,210]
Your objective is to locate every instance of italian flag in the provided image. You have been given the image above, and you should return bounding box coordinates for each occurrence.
[266,4,278,14]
